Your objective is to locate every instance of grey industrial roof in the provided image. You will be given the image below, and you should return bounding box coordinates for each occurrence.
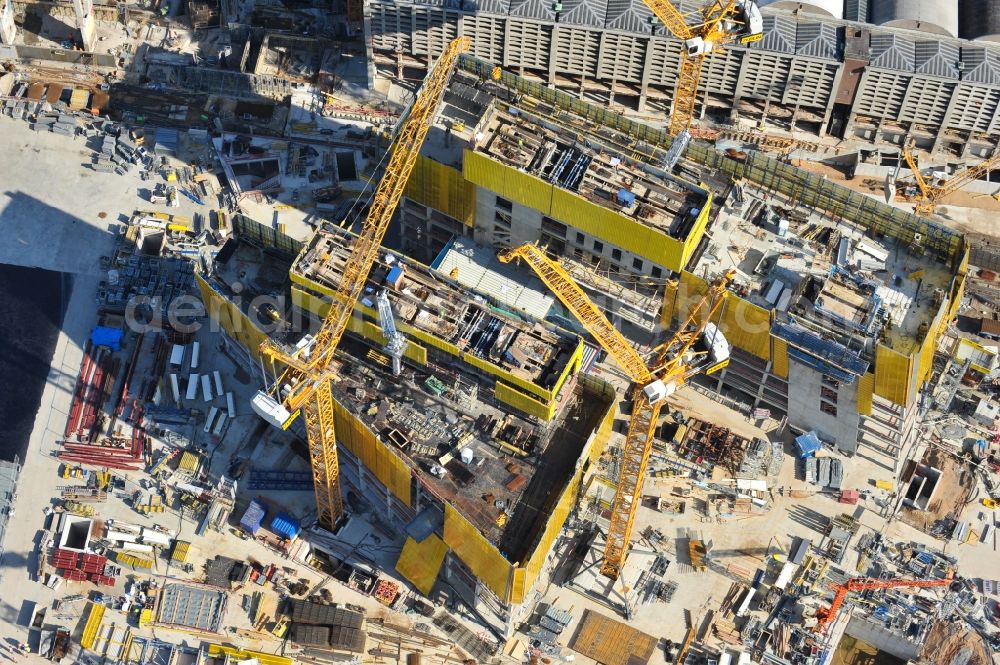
[157,584,226,632]
[289,599,365,628]
[509,0,556,21]
[291,625,331,646]
[914,40,959,79]
[961,46,1000,85]
[870,33,915,71]
[558,0,607,28]
[604,0,655,35]
[752,14,797,54]
[796,22,840,60]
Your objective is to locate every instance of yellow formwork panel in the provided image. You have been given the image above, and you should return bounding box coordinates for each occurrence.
[857,372,874,416]
[332,400,412,506]
[81,602,105,651]
[680,192,713,269]
[948,272,966,323]
[550,187,686,272]
[443,503,513,602]
[290,269,337,299]
[207,644,293,665]
[405,155,475,226]
[661,279,679,327]
[917,310,944,387]
[510,568,528,605]
[495,381,557,421]
[874,343,914,407]
[404,341,428,365]
[716,295,771,361]
[771,336,788,379]
[196,274,273,367]
[395,534,449,596]
[408,326,463,357]
[464,150,554,213]
[513,473,579,604]
[462,351,553,403]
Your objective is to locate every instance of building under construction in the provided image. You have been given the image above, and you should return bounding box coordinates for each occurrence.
[395,56,968,465]
[197,215,616,637]
[367,0,1000,156]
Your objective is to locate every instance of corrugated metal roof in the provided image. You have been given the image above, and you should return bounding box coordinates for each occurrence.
[914,40,959,79]
[604,0,655,35]
[435,239,555,321]
[750,15,796,54]
[961,47,1000,85]
[469,0,511,13]
[509,0,556,21]
[557,0,607,28]
[795,22,840,60]
[870,33,914,71]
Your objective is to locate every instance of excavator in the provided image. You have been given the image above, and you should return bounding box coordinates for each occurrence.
[248,37,471,529]
[814,573,953,632]
[897,140,1000,216]
[498,243,736,579]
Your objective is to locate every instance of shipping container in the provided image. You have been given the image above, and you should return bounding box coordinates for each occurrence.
[169,374,180,404]
[140,528,172,547]
[201,374,213,402]
[212,412,227,436]
[185,374,199,401]
[240,499,268,535]
[191,341,200,370]
[204,406,219,433]
[169,344,185,366]
[226,392,235,418]
[213,370,223,396]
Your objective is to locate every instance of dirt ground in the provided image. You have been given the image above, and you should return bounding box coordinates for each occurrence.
[918,621,991,665]
[898,446,976,534]
[795,160,1000,240]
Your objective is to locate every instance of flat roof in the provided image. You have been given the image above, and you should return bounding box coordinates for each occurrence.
[433,238,555,321]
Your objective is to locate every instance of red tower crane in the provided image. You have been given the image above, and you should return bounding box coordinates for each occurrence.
[815,574,953,631]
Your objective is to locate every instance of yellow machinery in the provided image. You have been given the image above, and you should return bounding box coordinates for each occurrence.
[498,243,735,578]
[642,0,763,136]
[251,37,471,529]
[902,141,1000,216]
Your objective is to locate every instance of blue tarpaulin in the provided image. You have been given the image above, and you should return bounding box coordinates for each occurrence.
[240,498,268,535]
[270,512,301,540]
[91,326,123,351]
[616,188,636,206]
[795,431,822,458]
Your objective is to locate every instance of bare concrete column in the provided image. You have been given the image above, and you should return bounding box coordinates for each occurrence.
[72,0,96,52]
[0,0,16,46]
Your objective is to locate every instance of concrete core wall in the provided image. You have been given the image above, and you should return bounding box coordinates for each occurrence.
[845,616,922,661]
[786,358,860,453]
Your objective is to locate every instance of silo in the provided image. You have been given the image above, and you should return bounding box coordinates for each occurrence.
[759,0,844,19]
[960,0,1000,41]
[871,0,959,37]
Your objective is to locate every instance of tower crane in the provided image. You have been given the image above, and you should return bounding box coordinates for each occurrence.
[642,0,763,137]
[900,141,1000,216]
[376,289,407,376]
[814,574,953,632]
[248,37,471,529]
[498,243,735,579]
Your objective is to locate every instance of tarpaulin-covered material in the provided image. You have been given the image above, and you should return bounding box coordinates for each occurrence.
[795,431,822,458]
[91,326,123,351]
[240,498,267,535]
[270,512,301,540]
[395,534,448,596]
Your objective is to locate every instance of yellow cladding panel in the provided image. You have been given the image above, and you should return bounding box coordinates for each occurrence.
[443,503,512,601]
[510,568,528,605]
[332,400,412,506]
[549,339,584,399]
[464,149,554,212]
[874,344,914,406]
[395,534,449,596]
[917,312,943,386]
[196,274,272,367]
[857,372,874,416]
[408,326,463,357]
[771,336,788,378]
[511,473,580,604]
[495,381,557,420]
[550,187,685,272]
[948,272,966,323]
[404,341,428,365]
[290,269,337,299]
[405,155,475,226]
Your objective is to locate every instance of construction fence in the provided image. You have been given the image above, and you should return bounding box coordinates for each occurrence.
[459,54,965,266]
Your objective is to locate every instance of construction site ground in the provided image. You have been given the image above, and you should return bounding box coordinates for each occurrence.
[918,620,992,665]
[0,117,486,663]
[897,445,977,535]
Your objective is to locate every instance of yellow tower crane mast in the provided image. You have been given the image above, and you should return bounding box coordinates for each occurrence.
[642,0,763,136]
[250,37,470,529]
[902,141,1000,216]
[498,243,735,579]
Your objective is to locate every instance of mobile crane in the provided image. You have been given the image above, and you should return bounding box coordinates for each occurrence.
[643,0,763,136]
[249,37,471,529]
[498,243,735,579]
[814,574,953,632]
[900,141,1000,216]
